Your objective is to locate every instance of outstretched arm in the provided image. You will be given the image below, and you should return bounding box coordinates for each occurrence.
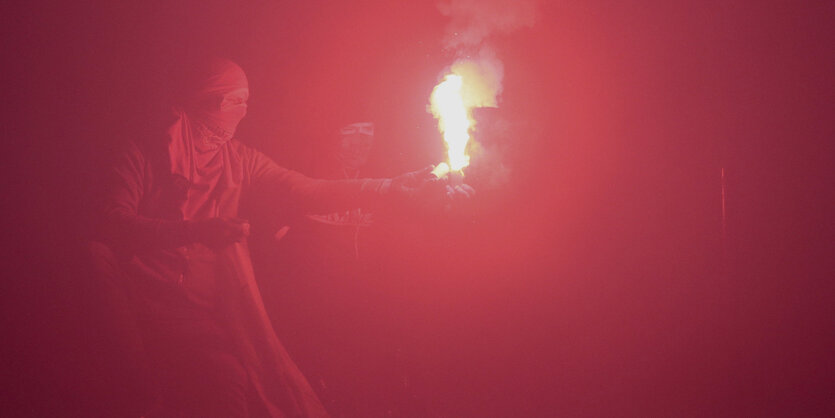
[243,144,392,214]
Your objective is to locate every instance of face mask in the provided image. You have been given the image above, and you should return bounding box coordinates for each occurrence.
[192,87,249,147]
[184,59,250,148]
[338,122,374,170]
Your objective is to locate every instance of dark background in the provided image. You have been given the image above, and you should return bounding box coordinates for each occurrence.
[2,0,833,416]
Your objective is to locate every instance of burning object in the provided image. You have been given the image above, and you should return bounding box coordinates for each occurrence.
[429,59,501,181]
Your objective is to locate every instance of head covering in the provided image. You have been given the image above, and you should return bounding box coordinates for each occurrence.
[337,121,375,172]
[167,58,249,220]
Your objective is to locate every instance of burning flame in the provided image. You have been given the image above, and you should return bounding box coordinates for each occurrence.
[429,57,501,174]
[430,73,472,172]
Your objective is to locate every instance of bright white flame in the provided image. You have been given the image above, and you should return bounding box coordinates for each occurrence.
[430,74,472,171]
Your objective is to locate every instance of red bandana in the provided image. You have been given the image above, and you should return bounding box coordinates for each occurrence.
[167,58,249,220]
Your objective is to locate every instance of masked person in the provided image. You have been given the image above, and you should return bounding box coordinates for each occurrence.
[303,122,377,260]
[93,58,466,418]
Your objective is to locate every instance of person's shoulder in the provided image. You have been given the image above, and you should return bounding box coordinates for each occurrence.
[230,138,248,152]
[115,109,179,160]
[118,138,163,162]
[111,131,171,173]
[100,140,149,175]
[106,139,146,161]
[230,139,267,160]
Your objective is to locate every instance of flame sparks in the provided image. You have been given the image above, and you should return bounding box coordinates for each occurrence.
[429,57,501,174]
[430,74,472,172]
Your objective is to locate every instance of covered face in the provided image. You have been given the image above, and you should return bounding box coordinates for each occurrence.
[167,58,249,208]
[185,59,250,147]
[337,122,375,171]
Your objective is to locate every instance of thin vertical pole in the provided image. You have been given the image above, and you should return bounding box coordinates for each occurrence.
[721,167,727,257]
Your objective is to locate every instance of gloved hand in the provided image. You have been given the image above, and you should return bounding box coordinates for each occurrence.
[186,217,251,248]
[389,165,437,197]
[388,165,476,212]
[444,183,476,202]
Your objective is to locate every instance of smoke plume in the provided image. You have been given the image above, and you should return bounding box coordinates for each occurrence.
[438,0,536,105]
[438,0,537,51]
[433,0,537,186]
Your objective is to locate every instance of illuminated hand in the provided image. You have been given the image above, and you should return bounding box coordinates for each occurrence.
[389,166,476,212]
[390,166,438,197]
[187,217,251,248]
[446,183,476,202]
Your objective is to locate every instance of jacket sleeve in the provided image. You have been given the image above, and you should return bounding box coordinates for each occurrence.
[101,142,191,250]
[242,144,391,214]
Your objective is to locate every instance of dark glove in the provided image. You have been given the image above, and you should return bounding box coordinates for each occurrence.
[445,183,476,202]
[186,217,250,248]
[388,166,476,213]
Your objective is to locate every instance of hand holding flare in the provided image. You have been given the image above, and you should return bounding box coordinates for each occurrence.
[429,71,481,203]
[429,162,475,200]
[390,66,485,211]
